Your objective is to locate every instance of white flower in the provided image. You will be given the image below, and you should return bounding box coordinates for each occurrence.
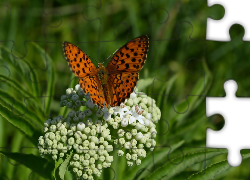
[77,122,85,131]
[121,118,128,127]
[108,107,114,115]
[126,153,131,160]
[144,119,150,126]
[130,92,137,99]
[75,84,81,92]
[113,106,130,118]
[128,108,145,125]
[135,105,144,115]
[124,142,131,149]
[135,132,143,140]
[136,159,141,165]
[135,123,143,130]
[103,112,111,121]
[146,113,152,120]
[66,88,73,95]
[117,150,124,156]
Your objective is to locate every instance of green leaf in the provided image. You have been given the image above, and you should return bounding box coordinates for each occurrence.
[136,78,154,92]
[54,158,64,180]
[0,45,40,96]
[0,151,54,179]
[59,152,73,179]
[0,97,40,144]
[187,151,250,180]
[6,131,24,179]
[0,74,44,115]
[125,140,184,180]
[0,89,44,126]
[168,60,212,124]
[145,149,227,180]
[32,42,55,116]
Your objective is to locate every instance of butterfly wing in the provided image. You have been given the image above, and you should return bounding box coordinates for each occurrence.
[107,72,139,107]
[106,35,149,74]
[63,42,97,77]
[106,35,149,106]
[63,42,107,107]
[79,77,107,108]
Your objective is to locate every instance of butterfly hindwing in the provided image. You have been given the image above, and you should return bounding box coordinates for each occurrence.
[108,72,139,106]
[79,77,107,108]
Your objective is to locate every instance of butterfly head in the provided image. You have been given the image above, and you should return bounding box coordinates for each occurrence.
[97,63,105,68]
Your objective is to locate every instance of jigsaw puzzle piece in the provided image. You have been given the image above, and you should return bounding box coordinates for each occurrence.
[207,0,250,41]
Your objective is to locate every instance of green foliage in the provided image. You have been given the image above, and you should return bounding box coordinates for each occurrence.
[58,153,73,180]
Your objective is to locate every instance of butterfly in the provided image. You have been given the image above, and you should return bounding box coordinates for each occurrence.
[63,35,149,108]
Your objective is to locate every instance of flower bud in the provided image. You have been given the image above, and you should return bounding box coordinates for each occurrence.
[66,88,73,95]
[77,122,85,131]
[121,118,128,127]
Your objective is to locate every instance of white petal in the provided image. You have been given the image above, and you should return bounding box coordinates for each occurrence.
[138,117,145,125]
[129,117,136,124]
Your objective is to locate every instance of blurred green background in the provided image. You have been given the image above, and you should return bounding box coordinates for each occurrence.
[1,0,250,179]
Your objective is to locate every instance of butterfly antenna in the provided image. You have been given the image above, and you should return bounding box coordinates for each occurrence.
[104,47,121,63]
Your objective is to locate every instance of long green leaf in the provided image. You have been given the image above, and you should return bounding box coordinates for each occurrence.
[145,149,227,180]
[187,152,250,180]
[59,153,73,179]
[0,45,39,96]
[0,89,44,126]
[124,141,184,180]
[6,131,24,179]
[32,42,55,116]
[136,141,185,180]
[0,151,54,179]
[0,74,44,117]
[54,158,64,180]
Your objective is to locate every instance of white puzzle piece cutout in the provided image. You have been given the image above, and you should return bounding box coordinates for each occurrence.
[207,0,250,41]
[206,80,250,167]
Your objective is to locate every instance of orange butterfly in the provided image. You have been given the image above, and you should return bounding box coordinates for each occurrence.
[63,35,149,108]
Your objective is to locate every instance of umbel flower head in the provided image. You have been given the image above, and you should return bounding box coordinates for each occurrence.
[38,111,113,179]
[106,92,160,166]
[38,84,161,179]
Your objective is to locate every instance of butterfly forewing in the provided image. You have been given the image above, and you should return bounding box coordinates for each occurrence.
[63,42,97,77]
[106,35,149,74]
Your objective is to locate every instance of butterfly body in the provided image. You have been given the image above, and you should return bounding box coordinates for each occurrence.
[97,63,109,85]
[63,35,149,108]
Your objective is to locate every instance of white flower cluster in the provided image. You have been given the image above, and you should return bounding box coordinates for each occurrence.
[105,92,160,166]
[39,84,161,178]
[38,110,113,180]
